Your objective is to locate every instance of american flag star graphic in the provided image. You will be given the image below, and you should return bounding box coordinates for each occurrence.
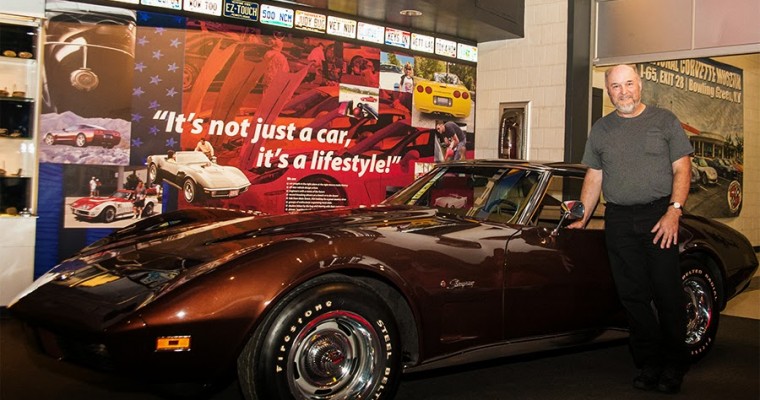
[129,12,186,166]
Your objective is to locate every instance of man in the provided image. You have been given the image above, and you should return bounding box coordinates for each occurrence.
[195,137,214,160]
[435,121,466,161]
[569,64,693,394]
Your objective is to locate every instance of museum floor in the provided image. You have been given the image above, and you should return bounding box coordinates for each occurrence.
[1,256,758,400]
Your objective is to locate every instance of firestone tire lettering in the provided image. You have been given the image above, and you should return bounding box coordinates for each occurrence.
[237,276,401,400]
[681,260,721,362]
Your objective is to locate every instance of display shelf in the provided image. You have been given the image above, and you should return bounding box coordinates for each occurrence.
[0,15,39,215]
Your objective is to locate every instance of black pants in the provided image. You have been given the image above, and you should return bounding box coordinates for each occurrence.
[604,197,688,372]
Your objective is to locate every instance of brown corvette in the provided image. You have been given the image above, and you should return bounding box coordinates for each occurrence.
[10,161,758,400]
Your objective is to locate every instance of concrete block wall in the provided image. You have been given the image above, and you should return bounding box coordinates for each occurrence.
[475,0,568,161]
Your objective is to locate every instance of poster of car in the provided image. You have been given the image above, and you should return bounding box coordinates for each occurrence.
[39,0,134,166]
[637,58,744,217]
[61,165,162,229]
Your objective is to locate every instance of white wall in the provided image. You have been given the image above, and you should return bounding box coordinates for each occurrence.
[475,0,568,161]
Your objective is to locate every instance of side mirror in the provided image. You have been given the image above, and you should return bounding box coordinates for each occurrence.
[552,200,585,236]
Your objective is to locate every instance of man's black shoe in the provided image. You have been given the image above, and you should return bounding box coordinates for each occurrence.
[633,367,661,391]
[657,369,684,394]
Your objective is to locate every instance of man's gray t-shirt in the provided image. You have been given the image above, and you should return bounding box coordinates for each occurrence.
[581,106,694,206]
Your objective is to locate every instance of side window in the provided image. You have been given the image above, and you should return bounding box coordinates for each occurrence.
[534,175,606,229]
[476,170,539,224]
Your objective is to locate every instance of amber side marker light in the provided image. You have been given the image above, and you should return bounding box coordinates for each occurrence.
[156,336,191,352]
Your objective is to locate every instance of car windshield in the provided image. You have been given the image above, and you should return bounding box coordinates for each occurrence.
[384,165,543,224]
[111,191,131,200]
[176,152,212,164]
[433,73,461,85]
[696,158,709,167]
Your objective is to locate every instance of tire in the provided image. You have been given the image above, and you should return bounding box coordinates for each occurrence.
[75,133,87,148]
[237,276,402,400]
[142,202,154,218]
[183,177,199,203]
[101,206,117,223]
[147,163,162,185]
[681,259,722,361]
[44,133,55,145]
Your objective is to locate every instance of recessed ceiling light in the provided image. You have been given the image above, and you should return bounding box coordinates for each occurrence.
[400,9,423,17]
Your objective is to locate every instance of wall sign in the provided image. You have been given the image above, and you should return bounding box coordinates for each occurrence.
[294,10,326,33]
[457,43,478,62]
[184,0,222,16]
[385,28,410,49]
[357,22,384,44]
[223,0,258,21]
[260,4,294,28]
[435,38,457,58]
[141,0,181,10]
[411,33,434,53]
[326,15,356,39]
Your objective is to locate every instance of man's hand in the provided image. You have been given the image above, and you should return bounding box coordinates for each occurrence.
[567,220,585,229]
[651,208,681,248]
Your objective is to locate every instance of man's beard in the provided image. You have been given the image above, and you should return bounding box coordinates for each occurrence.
[615,97,638,114]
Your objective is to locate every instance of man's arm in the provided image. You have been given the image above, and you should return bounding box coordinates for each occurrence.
[568,168,603,229]
[651,155,691,248]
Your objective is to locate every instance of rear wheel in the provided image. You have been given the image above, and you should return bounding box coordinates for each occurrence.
[147,163,162,185]
[238,276,401,400]
[142,202,154,218]
[44,133,55,145]
[75,133,87,147]
[681,259,721,361]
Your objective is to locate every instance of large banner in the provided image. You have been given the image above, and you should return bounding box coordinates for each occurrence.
[35,1,476,273]
[637,58,744,218]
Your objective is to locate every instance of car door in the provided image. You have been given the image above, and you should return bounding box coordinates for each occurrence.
[502,173,624,339]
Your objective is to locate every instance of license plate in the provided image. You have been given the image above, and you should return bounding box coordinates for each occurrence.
[433,96,452,107]
[229,190,239,196]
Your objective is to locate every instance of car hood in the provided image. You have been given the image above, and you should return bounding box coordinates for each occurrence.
[9,206,443,331]
[186,164,249,184]
[71,196,123,207]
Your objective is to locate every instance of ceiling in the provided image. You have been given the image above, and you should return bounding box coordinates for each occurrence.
[272,0,525,44]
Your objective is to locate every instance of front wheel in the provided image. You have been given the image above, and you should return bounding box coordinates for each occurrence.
[238,276,402,400]
[182,177,200,203]
[101,206,117,223]
[682,259,722,361]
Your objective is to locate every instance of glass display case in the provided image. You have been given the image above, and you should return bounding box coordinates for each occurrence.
[0,15,40,215]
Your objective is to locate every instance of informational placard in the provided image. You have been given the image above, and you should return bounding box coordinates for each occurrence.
[411,33,434,53]
[435,38,457,58]
[260,3,294,28]
[141,0,181,10]
[326,15,357,39]
[357,22,384,44]
[184,0,222,16]
[295,10,326,33]
[223,0,258,21]
[385,28,410,49]
[457,43,478,62]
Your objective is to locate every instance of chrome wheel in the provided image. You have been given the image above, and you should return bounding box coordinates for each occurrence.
[183,178,197,203]
[44,133,55,145]
[288,311,381,399]
[684,276,713,345]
